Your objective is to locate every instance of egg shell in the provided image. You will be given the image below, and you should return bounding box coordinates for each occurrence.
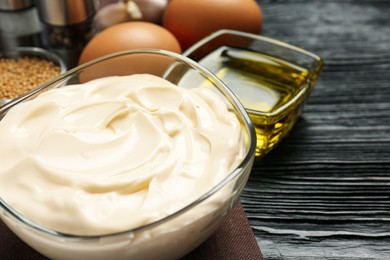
[78,52,176,83]
[79,22,182,64]
[163,0,263,50]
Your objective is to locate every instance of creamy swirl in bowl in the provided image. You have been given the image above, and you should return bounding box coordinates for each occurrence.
[0,74,245,236]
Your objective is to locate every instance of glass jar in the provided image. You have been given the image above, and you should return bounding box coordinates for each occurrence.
[35,0,97,68]
[0,0,42,50]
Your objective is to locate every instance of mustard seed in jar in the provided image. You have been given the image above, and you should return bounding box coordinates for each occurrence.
[0,56,61,100]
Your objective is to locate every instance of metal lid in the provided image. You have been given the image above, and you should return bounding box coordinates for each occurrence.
[0,0,34,11]
[35,0,97,26]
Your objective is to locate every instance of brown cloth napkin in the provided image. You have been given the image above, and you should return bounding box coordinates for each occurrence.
[0,202,263,260]
[182,202,263,260]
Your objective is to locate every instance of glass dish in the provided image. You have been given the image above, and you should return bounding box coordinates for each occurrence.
[0,49,256,260]
[184,29,323,158]
[0,46,67,106]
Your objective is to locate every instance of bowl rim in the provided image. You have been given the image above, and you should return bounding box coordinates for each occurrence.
[183,29,324,119]
[0,48,257,239]
[0,46,67,73]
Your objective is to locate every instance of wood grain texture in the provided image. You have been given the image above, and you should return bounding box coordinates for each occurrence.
[246,0,390,259]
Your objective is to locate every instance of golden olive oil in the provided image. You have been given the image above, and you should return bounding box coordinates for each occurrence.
[198,46,311,157]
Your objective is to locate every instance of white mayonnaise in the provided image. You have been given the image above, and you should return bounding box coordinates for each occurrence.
[0,74,245,236]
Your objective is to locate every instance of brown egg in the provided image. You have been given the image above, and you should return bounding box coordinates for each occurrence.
[163,0,263,50]
[79,21,182,64]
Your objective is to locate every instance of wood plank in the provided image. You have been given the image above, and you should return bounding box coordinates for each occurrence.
[247,0,390,258]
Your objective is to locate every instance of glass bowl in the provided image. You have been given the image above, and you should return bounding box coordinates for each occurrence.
[0,46,67,106]
[0,49,256,260]
[184,29,323,158]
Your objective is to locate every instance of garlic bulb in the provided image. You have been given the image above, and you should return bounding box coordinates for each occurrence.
[95,0,168,31]
[133,0,168,24]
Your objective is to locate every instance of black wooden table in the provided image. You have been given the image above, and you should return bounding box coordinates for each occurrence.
[245,0,390,259]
